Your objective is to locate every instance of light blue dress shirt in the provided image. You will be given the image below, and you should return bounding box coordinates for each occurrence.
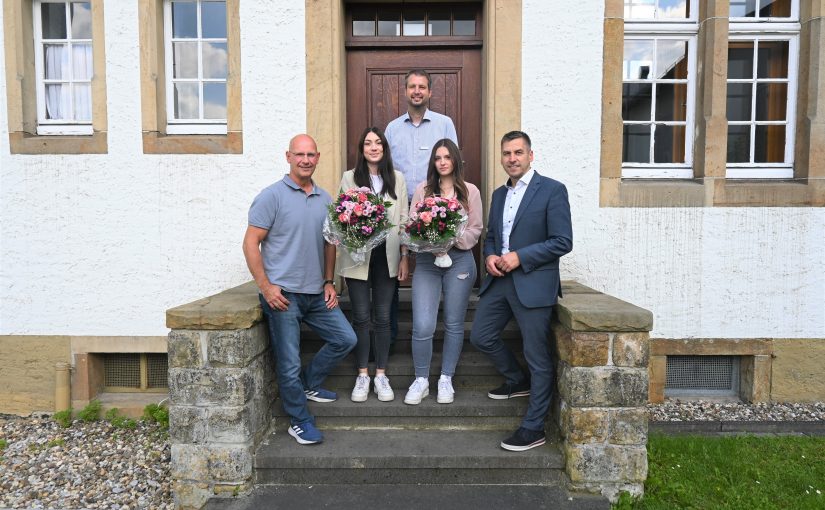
[385,109,458,200]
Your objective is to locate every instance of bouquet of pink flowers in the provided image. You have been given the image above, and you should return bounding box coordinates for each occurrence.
[400,196,468,268]
[323,187,393,264]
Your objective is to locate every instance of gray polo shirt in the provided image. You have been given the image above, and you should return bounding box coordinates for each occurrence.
[248,175,332,294]
[385,109,458,200]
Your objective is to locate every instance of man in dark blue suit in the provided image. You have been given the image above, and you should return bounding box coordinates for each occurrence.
[470,130,573,451]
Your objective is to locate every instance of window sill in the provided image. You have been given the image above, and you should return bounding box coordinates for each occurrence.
[8,130,107,154]
[142,131,243,154]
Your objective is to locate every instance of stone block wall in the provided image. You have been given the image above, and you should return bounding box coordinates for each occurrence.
[166,282,274,509]
[552,283,653,501]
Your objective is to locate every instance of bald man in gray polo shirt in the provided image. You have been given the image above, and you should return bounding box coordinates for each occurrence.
[243,134,356,446]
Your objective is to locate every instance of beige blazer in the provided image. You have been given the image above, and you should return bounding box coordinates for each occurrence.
[335,170,408,280]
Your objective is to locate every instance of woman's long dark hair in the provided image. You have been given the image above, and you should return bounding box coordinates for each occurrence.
[353,127,396,200]
[424,138,469,211]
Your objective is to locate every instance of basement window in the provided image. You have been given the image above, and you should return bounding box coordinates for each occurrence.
[665,355,740,398]
[103,353,168,392]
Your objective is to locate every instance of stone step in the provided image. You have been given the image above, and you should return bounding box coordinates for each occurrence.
[302,351,520,390]
[273,390,528,430]
[255,429,564,485]
[205,484,611,510]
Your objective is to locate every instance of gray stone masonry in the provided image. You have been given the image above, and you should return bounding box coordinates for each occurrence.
[166,280,653,507]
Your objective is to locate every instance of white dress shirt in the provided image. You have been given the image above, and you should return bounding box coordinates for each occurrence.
[501,168,535,254]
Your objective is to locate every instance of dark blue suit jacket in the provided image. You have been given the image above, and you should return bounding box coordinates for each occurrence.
[479,173,573,308]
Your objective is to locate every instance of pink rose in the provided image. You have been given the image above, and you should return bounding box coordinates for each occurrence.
[338,213,350,223]
[353,204,364,216]
[419,211,433,224]
[357,193,368,203]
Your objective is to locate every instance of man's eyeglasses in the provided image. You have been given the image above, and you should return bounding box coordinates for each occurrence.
[289,151,318,160]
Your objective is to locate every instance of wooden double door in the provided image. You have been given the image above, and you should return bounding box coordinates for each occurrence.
[346,49,483,282]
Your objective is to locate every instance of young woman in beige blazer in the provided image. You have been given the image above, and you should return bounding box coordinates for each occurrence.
[336,127,409,403]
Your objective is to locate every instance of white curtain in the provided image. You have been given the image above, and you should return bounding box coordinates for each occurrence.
[44,44,93,121]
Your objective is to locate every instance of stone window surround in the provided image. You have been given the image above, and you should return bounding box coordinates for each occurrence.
[2,0,108,154]
[648,338,772,404]
[137,0,243,154]
[304,0,522,205]
[601,0,825,207]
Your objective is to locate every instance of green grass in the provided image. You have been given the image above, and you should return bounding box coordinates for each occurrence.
[143,403,169,430]
[53,409,73,428]
[77,399,102,422]
[616,434,825,509]
[0,438,7,451]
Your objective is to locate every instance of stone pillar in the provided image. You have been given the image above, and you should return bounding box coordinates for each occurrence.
[553,283,653,501]
[166,282,274,509]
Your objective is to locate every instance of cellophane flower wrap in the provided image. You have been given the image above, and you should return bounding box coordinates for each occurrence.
[323,187,393,265]
[400,196,468,268]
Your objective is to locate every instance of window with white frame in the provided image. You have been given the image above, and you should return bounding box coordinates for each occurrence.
[622,1,697,178]
[726,0,799,178]
[164,0,228,135]
[33,0,93,135]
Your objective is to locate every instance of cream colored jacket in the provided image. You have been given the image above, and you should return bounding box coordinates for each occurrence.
[335,170,408,280]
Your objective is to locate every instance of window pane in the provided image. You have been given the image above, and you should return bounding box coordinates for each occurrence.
[378,9,400,36]
[757,40,789,78]
[202,42,227,79]
[203,82,226,119]
[173,42,198,78]
[759,0,791,17]
[655,83,687,121]
[657,0,689,19]
[70,3,92,39]
[172,1,198,38]
[428,9,450,36]
[41,2,67,39]
[653,124,686,163]
[201,1,227,39]
[730,0,757,17]
[624,40,654,80]
[754,125,785,162]
[623,124,651,163]
[755,83,787,121]
[624,0,655,18]
[403,9,425,36]
[656,40,688,79]
[174,82,199,119]
[727,125,751,162]
[726,83,753,121]
[43,44,69,79]
[44,83,69,119]
[622,83,652,121]
[728,42,754,79]
[453,7,476,36]
[352,11,375,36]
[73,83,91,121]
[71,43,92,79]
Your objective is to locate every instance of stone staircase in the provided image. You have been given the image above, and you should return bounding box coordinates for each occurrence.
[254,289,570,491]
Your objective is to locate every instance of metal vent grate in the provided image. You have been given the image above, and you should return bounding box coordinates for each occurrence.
[104,353,141,388]
[147,353,168,388]
[666,355,736,391]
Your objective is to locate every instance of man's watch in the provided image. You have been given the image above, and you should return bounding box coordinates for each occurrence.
[324,279,335,286]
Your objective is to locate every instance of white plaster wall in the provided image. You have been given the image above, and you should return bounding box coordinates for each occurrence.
[0,1,307,335]
[522,0,825,339]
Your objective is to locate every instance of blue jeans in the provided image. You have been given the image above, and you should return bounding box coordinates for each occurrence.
[411,248,476,378]
[345,244,396,369]
[470,274,554,431]
[259,292,356,426]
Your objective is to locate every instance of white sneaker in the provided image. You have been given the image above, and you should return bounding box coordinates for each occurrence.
[351,374,370,402]
[373,375,395,402]
[437,377,455,404]
[404,377,430,405]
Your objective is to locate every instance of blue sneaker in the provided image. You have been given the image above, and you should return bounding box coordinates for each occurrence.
[288,421,323,445]
[305,388,338,402]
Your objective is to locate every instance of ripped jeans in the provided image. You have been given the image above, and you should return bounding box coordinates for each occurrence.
[410,248,477,378]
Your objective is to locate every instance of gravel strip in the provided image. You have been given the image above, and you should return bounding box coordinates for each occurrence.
[0,414,172,510]
[649,400,825,422]
[2,401,824,508]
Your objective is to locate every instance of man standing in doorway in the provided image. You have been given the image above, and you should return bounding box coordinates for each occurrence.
[470,131,573,452]
[386,69,458,200]
[243,134,357,446]
[385,69,459,346]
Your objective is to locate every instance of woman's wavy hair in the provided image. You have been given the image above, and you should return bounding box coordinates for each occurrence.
[353,127,396,200]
